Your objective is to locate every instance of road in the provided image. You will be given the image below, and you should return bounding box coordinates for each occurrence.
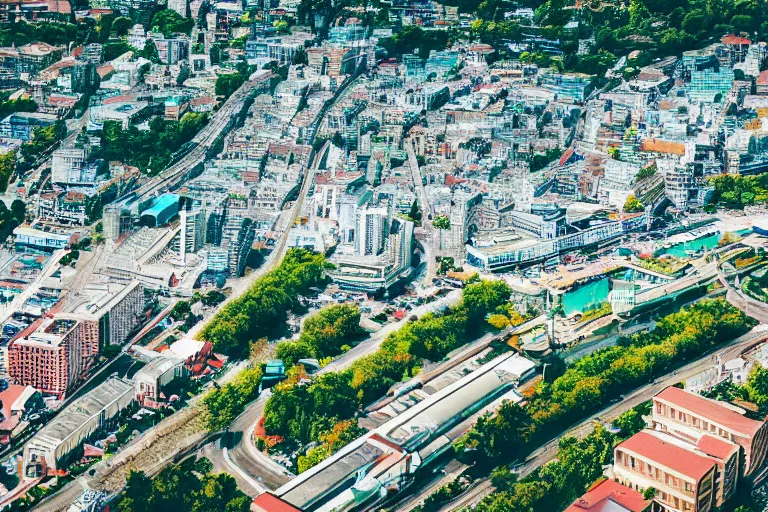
[184,140,328,340]
[717,252,768,323]
[203,288,464,495]
[443,325,768,510]
[405,137,437,282]
[34,71,365,509]
[130,73,272,199]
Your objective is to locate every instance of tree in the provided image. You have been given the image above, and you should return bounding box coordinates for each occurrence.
[176,65,190,86]
[111,16,133,36]
[118,470,152,512]
[409,199,422,225]
[0,151,15,193]
[10,199,24,224]
[293,47,308,65]
[140,40,160,63]
[331,131,345,148]
[203,367,262,431]
[170,300,191,321]
[152,9,194,37]
[629,0,651,26]
[102,41,136,61]
[433,215,450,250]
[746,364,768,407]
[273,20,290,34]
[623,195,644,213]
[298,419,366,472]
[215,72,247,98]
[299,304,362,358]
[275,340,315,366]
[459,400,533,461]
[116,459,251,512]
[643,487,657,500]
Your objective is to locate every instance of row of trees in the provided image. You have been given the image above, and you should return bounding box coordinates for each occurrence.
[275,304,363,366]
[709,174,768,210]
[203,367,263,431]
[474,425,622,511]
[116,458,250,512]
[261,280,512,463]
[151,9,194,37]
[95,114,207,175]
[20,120,67,163]
[198,248,331,356]
[458,299,754,468]
[379,25,452,59]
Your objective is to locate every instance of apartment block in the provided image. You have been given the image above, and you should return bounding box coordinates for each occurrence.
[652,386,768,476]
[9,319,100,397]
[65,280,145,348]
[0,42,63,75]
[614,430,717,512]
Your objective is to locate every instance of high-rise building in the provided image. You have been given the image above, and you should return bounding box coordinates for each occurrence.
[51,147,88,185]
[154,38,190,65]
[66,280,145,348]
[652,386,768,476]
[355,206,387,256]
[614,430,719,512]
[103,204,133,240]
[9,319,100,397]
[179,207,204,259]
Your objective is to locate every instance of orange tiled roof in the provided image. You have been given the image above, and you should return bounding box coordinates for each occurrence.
[640,138,685,156]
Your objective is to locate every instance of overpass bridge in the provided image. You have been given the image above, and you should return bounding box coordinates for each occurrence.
[716,249,768,324]
[609,261,718,314]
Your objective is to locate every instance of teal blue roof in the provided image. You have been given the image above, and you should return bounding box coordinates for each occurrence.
[143,194,180,217]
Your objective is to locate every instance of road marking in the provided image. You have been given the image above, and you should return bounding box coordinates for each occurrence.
[223,447,268,495]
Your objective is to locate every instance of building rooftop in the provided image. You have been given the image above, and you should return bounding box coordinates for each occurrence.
[251,492,302,512]
[167,337,207,360]
[696,434,739,460]
[617,430,716,481]
[655,386,764,437]
[29,377,132,445]
[721,34,751,45]
[564,478,650,512]
[135,356,183,381]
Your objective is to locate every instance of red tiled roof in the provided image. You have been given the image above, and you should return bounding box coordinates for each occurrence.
[445,175,467,186]
[96,64,114,78]
[696,434,739,460]
[564,479,650,512]
[640,139,685,156]
[83,444,104,458]
[251,492,303,512]
[721,34,751,45]
[190,96,215,106]
[618,431,716,481]
[758,70,768,86]
[655,386,764,437]
[0,385,26,420]
[103,94,135,104]
[559,146,575,166]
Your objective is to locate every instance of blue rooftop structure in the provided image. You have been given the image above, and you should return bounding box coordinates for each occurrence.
[140,194,180,227]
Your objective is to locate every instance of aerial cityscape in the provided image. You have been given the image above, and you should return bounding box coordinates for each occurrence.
[0,0,764,511]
